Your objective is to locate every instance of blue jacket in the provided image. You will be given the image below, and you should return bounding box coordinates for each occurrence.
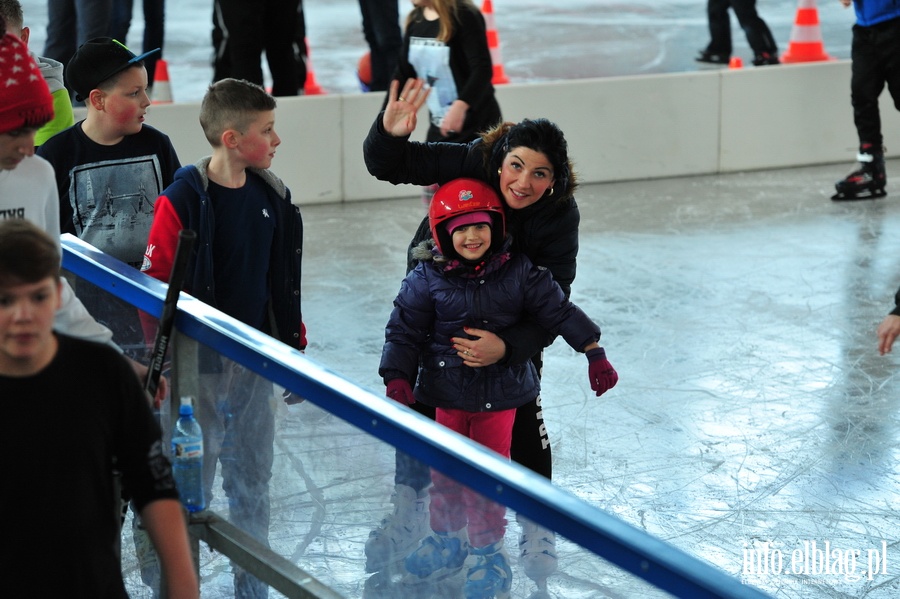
[143,158,305,349]
[853,0,900,27]
[379,243,600,412]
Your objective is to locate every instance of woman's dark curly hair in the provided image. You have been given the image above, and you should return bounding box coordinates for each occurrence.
[480,118,578,204]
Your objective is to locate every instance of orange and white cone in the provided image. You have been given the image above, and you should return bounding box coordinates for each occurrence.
[481,0,509,85]
[303,38,325,95]
[151,58,172,104]
[780,0,834,63]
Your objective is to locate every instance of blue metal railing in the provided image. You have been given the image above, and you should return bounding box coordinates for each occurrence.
[61,233,772,599]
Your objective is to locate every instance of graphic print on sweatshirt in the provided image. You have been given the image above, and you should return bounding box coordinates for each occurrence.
[408,37,458,127]
[67,154,164,268]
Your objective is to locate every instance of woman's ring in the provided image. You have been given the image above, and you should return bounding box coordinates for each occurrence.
[464,350,471,356]
[398,96,405,102]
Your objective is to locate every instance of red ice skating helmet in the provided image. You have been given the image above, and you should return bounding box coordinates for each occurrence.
[429,178,506,258]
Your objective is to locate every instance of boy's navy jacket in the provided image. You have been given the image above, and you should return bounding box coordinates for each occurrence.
[142,158,305,350]
[379,243,600,413]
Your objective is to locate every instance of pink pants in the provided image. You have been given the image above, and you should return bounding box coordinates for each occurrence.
[430,407,516,548]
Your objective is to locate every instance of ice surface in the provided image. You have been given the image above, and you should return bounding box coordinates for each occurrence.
[118,160,900,598]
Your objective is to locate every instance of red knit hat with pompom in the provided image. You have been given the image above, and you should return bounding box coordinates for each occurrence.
[0,31,54,135]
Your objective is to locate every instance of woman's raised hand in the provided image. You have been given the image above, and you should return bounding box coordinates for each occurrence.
[383,78,430,138]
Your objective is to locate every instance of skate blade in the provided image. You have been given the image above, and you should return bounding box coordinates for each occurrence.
[831,188,887,201]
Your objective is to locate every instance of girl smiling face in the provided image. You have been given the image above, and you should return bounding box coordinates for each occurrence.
[497,146,556,210]
[450,222,492,261]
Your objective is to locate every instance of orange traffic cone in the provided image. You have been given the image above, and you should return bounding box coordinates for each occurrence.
[728,56,743,69]
[481,0,509,85]
[151,58,172,104]
[303,38,325,95]
[780,0,834,63]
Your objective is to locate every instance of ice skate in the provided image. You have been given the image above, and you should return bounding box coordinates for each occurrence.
[752,52,779,66]
[404,529,469,581]
[695,50,729,66]
[464,540,513,599]
[365,484,429,573]
[832,149,887,200]
[517,515,557,594]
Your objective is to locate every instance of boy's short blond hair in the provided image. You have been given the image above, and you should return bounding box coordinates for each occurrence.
[199,78,277,147]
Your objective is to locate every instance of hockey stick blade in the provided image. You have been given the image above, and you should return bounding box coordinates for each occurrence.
[144,229,197,398]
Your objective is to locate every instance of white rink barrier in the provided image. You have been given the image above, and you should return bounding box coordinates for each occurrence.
[128,60,900,206]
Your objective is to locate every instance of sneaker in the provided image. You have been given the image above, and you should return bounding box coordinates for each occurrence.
[518,517,557,583]
[365,484,430,573]
[752,52,780,66]
[695,50,729,65]
[405,530,469,579]
[464,541,513,599]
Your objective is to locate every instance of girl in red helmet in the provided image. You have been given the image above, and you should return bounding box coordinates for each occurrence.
[363,78,594,591]
[378,177,616,597]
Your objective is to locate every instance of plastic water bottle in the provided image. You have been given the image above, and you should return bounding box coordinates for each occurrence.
[171,396,206,512]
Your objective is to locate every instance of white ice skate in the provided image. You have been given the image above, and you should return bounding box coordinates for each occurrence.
[365,484,430,573]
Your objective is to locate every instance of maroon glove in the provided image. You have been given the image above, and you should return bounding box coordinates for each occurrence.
[586,347,618,396]
[386,379,415,405]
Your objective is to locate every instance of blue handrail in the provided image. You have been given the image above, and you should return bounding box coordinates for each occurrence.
[61,233,772,599]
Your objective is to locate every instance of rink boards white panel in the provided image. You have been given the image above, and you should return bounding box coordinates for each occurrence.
[134,59,900,205]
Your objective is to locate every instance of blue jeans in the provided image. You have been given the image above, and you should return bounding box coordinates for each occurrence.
[199,359,275,599]
[107,0,165,82]
[44,0,113,67]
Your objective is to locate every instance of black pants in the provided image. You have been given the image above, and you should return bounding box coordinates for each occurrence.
[358,0,402,92]
[851,18,900,149]
[704,0,777,57]
[212,0,301,96]
[396,352,553,491]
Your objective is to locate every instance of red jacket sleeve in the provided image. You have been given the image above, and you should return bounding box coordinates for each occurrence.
[139,195,186,343]
[141,195,185,284]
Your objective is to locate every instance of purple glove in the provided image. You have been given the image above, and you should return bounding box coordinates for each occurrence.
[386,379,415,405]
[586,347,618,397]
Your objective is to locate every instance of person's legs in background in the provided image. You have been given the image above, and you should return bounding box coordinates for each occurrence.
[357,0,401,92]
[141,0,165,84]
[729,0,779,65]
[212,0,265,86]
[263,0,300,96]
[697,0,732,64]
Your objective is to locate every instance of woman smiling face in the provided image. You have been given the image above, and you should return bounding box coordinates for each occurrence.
[497,146,556,210]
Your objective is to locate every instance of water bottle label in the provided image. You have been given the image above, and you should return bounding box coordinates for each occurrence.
[173,440,203,459]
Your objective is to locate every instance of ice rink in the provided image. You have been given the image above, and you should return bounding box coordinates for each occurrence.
[19,0,900,597]
[113,159,900,599]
